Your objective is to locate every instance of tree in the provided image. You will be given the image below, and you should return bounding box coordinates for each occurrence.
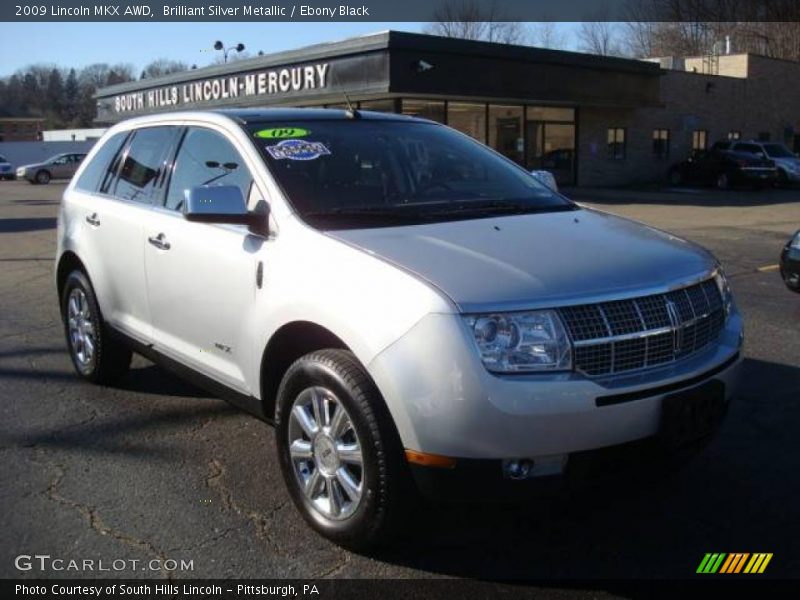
[141,58,188,79]
[425,0,528,44]
[622,0,800,61]
[577,22,626,56]
[63,69,80,125]
[529,22,567,50]
[46,68,65,118]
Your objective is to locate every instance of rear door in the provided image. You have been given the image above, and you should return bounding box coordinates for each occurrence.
[71,126,180,342]
[143,125,265,393]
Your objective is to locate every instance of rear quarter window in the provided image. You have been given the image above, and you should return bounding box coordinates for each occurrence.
[75,132,129,193]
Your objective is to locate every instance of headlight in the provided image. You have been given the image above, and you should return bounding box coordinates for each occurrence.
[713,267,733,316]
[464,310,572,373]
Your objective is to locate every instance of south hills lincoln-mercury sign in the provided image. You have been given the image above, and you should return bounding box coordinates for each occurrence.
[112,63,330,114]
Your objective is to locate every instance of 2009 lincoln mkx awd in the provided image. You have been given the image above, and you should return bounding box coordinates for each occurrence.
[56,108,743,549]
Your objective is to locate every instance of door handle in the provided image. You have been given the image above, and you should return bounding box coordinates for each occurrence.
[147,233,171,250]
[85,213,100,226]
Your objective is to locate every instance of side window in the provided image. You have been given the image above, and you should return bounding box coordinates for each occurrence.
[165,127,253,211]
[75,132,128,193]
[113,127,177,204]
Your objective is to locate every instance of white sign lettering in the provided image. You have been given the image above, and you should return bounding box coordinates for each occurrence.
[113,63,329,114]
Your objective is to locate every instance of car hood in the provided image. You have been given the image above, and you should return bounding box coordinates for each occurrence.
[17,163,43,170]
[327,208,716,312]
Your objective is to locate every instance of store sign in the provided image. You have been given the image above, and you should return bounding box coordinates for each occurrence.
[112,62,330,114]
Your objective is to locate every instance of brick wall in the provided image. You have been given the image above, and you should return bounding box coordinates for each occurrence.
[577,54,800,186]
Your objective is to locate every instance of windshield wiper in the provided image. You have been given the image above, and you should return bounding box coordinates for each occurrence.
[303,206,434,222]
[423,199,574,216]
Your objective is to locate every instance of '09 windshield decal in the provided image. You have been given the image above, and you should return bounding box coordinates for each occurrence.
[254,127,310,139]
[265,139,331,161]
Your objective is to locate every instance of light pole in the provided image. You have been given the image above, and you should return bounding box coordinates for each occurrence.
[214,41,245,63]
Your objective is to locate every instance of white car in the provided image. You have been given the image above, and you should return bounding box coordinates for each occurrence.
[56,109,743,549]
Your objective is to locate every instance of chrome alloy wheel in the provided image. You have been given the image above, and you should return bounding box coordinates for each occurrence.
[67,288,96,368]
[288,386,364,520]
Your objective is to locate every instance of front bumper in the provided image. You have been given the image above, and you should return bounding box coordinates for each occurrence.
[781,246,800,290]
[368,310,743,461]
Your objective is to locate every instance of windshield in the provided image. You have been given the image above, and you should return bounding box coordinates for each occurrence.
[0,155,7,163]
[248,119,573,229]
[763,143,794,158]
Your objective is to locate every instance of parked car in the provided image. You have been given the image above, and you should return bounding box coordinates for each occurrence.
[56,109,743,549]
[668,148,776,189]
[780,229,800,292]
[17,152,87,184]
[0,154,14,180]
[713,140,800,186]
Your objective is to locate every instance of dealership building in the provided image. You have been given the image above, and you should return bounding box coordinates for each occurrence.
[94,31,800,187]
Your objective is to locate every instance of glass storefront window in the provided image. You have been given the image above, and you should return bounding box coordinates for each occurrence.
[447,102,486,143]
[488,105,524,164]
[401,99,446,123]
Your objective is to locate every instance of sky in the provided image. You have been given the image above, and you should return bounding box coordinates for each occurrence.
[0,22,581,77]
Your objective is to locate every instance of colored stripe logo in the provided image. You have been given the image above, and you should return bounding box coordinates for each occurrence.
[697,553,773,574]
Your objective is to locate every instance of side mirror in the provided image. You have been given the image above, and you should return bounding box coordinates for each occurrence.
[529,170,559,192]
[183,185,267,235]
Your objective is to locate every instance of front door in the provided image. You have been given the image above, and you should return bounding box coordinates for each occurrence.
[143,126,264,392]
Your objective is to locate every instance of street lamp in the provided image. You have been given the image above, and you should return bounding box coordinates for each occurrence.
[214,40,245,63]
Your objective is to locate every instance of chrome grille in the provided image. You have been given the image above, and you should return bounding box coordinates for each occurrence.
[559,279,725,377]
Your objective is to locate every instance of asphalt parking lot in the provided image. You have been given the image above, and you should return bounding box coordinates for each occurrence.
[1,180,798,586]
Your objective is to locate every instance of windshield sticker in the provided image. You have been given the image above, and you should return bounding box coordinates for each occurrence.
[265,139,331,161]
[255,127,310,139]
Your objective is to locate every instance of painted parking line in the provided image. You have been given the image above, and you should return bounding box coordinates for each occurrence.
[757,264,780,272]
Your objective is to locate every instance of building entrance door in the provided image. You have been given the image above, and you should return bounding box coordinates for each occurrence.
[526,121,576,186]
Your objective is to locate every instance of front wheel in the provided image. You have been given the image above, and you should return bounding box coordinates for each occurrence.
[716,172,731,190]
[668,169,683,186]
[61,270,132,384]
[275,349,413,550]
[35,170,51,185]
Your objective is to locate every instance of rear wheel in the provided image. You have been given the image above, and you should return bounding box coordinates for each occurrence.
[716,172,730,190]
[61,270,132,384]
[668,169,683,186]
[35,170,51,185]
[275,349,413,550]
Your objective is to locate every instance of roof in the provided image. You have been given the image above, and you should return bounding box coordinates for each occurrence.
[97,30,660,98]
[212,107,423,123]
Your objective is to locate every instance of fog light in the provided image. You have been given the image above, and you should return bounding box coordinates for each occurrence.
[502,455,568,479]
[502,459,534,480]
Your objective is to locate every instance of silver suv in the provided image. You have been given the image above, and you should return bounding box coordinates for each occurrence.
[56,109,743,548]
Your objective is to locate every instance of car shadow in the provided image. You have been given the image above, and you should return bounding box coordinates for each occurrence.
[0,217,57,233]
[368,357,800,580]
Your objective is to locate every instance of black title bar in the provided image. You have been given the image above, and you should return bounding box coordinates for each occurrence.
[2,0,800,22]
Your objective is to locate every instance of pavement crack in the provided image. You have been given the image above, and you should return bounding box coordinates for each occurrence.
[314,552,351,578]
[205,458,284,553]
[33,454,175,580]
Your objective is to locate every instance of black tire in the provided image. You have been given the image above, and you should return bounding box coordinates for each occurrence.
[777,169,789,188]
[668,169,683,186]
[275,349,413,550]
[35,170,51,185]
[61,270,132,384]
[716,172,730,190]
